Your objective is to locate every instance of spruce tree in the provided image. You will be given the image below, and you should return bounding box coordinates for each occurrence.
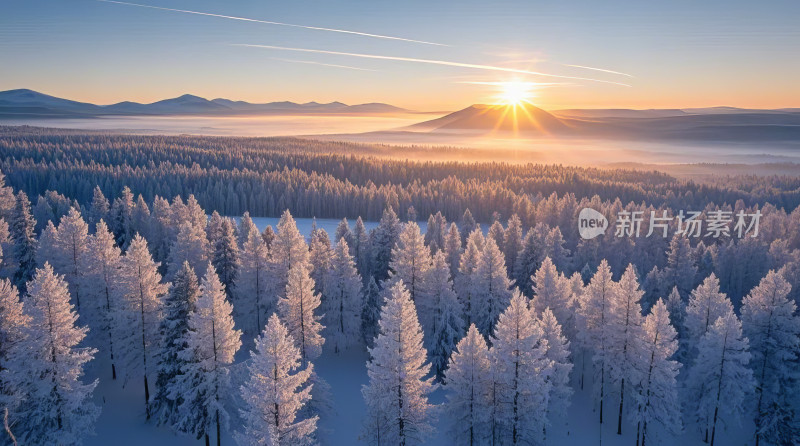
[389,222,431,303]
[10,192,36,292]
[239,229,270,335]
[473,238,513,336]
[212,218,240,300]
[168,221,209,281]
[278,264,325,366]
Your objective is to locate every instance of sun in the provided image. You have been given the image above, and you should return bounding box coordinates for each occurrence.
[497,81,534,106]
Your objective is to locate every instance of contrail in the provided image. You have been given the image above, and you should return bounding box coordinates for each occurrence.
[233,44,632,87]
[458,81,569,86]
[563,64,633,78]
[97,0,447,46]
[271,58,378,72]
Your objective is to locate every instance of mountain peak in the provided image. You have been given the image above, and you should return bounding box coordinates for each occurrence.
[410,102,567,133]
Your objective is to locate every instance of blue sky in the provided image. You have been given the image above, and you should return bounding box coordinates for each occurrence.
[2,0,799,109]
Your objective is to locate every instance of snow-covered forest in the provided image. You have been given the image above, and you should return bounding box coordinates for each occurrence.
[0,130,799,445]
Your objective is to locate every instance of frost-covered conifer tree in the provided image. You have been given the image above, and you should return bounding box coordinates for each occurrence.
[429,288,464,380]
[513,226,546,297]
[579,259,615,424]
[238,314,317,446]
[455,232,482,327]
[503,214,523,278]
[444,324,491,445]
[741,270,800,446]
[361,276,382,348]
[352,217,370,279]
[419,250,460,348]
[11,264,99,445]
[0,279,29,414]
[685,274,733,356]
[119,235,168,419]
[269,210,310,308]
[370,207,401,283]
[490,290,552,445]
[630,299,682,446]
[153,261,199,427]
[212,218,240,300]
[309,228,333,296]
[322,238,362,353]
[609,264,645,435]
[175,264,241,446]
[443,222,462,279]
[52,207,89,309]
[35,220,58,268]
[82,219,122,379]
[334,218,353,248]
[278,264,324,365]
[88,186,110,231]
[473,237,513,336]
[686,312,753,446]
[10,192,36,291]
[238,229,270,334]
[361,281,436,445]
[539,308,573,431]
[459,209,477,243]
[530,257,572,325]
[168,221,209,281]
[237,211,258,249]
[389,222,431,303]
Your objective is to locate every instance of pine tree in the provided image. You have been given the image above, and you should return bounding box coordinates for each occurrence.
[0,279,29,414]
[322,238,362,353]
[82,219,122,379]
[490,290,552,445]
[473,237,513,336]
[237,211,258,249]
[153,262,200,427]
[579,259,615,424]
[444,324,492,446]
[55,207,89,310]
[389,222,431,303]
[685,274,733,356]
[119,235,168,419]
[630,299,682,446]
[420,250,462,353]
[361,281,436,445]
[238,314,317,446]
[269,210,310,308]
[741,270,800,446]
[10,192,36,292]
[168,221,209,281]
[175,264,242,446]
[10,264,99,445]
[361,277,382,348]
[539,308,573,431]
[686,312,753,446]
[278,264,325,366]
[212,218,240,300]
[238,229,270,335]
[609,263,645,435]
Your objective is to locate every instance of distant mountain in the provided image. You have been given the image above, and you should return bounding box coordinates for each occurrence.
[0,89,410,118]
[401,102,800,143]
[410,103,569,134]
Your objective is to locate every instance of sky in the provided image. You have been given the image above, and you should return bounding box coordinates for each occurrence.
[2,0,800,110]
